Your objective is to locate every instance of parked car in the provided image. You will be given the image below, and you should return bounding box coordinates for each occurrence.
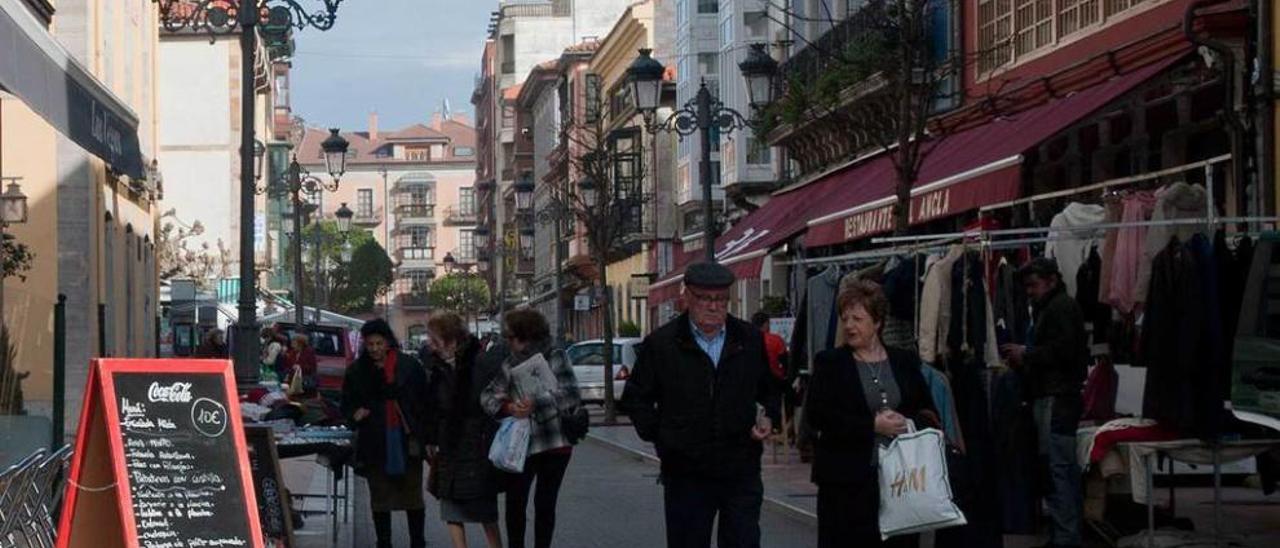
[567,338,641,407]
[272,322,357,398]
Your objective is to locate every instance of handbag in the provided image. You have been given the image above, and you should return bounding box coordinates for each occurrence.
[286,365,304,396]
[877,424,967,539]
[562,405,590,444]
[488,417,532,473]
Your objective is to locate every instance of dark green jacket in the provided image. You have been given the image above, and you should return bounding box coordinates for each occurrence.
[1025,284,1089,399]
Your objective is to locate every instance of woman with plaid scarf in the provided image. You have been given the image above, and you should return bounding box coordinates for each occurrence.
[482,309,583,548]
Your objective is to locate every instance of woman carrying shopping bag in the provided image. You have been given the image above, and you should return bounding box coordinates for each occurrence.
[804,280,940,547]
[341,319,431,548]
[482,309,584,548]
[422,312,504,548]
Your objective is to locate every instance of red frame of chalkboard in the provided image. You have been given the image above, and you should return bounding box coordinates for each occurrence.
[57,359,265,548]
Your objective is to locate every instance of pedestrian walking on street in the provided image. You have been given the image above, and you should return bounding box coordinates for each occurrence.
[341,319,431,548]
[621,261,781,548]
[286,334,319,397]
[261,326,288,380]
[803,280,938,547]
[481,309,584,548]
[421,312,505,548]
[1000,258,1087,548]
[194,328,228,358]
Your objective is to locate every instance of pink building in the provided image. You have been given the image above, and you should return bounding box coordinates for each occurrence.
[294,111,478,344]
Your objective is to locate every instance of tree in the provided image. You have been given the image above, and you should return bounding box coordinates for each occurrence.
[283,221,394,316]
[759,0,1006,234]
[426,273,491,327]
[156,209,228,287]
[2,235,34,282]
[544,73,651,424]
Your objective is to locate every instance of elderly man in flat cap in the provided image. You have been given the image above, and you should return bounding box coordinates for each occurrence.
[622,261,781,548]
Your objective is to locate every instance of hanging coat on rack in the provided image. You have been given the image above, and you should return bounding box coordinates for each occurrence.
[1140,237,1205,436]
[919,246,964,365]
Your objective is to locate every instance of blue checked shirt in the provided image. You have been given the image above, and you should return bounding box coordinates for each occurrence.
[690,319,727,367]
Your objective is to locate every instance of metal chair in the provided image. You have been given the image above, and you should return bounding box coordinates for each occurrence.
[0,449,46,548]
[19,446,73,548]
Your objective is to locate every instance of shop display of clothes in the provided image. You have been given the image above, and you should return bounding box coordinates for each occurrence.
[919,246,964,365]
[993,256,1030,346]
[806,266,842,367]
[1075,247,1113,348]
[1105,190,1157,314]
[1135,182,1212,305]
[1045,202,1107,297]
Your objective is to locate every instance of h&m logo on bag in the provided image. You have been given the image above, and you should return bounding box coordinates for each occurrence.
[889,466,927,497]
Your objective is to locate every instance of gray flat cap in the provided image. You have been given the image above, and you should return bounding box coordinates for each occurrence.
[684,261,735,289]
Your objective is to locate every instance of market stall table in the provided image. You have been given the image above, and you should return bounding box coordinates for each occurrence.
[275,426,356,545]
[1120,439,1280,548]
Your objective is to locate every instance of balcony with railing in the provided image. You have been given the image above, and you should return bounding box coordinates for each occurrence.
[396,247,435,271]
[398,291,431,309]
[353,206,383,227]
[443,204,478,226]
[778,1,893,93]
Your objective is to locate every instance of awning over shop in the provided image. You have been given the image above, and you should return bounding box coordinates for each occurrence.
[804,55,1180,247]
[0,0,145,178]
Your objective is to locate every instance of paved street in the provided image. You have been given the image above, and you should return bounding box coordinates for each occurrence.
[290,436,816,547]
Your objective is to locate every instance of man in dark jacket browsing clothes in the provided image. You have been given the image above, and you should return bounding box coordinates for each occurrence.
[621,261,781,548]
[1001,258,1087,548]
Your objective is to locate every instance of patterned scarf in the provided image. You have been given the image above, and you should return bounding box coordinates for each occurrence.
[382,349,406,476]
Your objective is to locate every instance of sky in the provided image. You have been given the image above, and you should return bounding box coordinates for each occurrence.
[289,0,497,133]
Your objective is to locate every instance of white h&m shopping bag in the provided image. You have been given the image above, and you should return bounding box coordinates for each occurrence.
[877,426,967,539]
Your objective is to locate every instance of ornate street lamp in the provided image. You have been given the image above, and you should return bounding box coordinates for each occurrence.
[321,128,350,180]
[442,252,457,274]
[154,0,347,384]
[577,176,598,209]
[628,47,774,262]
[740,43,780,111]
[514,172,535,212]
[518,225,535,259]
[253,139,266,181]
[340,241,353,262]
[627,48,665,114]
[1,180,29,225]
[335,202,354,233]
[476,249,492,274]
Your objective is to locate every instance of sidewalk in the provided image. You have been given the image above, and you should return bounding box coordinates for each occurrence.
[586,420,819,525]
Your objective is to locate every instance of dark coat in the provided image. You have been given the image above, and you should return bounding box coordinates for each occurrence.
[805,346,936,486]
[340,349,430,474]
[1025,283,1090,399]
[620,313,781,479]
[421,337,502,500]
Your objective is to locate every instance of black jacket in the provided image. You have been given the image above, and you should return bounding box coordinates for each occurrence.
[421,337,502,500]
[340,349,430,474]
[1025,284,1089,399]
[805,346,936,486]
[620,313,781,479]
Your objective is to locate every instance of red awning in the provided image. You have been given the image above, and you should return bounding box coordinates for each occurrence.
[804,56,1180,247]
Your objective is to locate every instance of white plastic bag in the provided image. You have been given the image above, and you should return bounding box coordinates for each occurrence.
[877,426,967,539]
[488,417,532,473]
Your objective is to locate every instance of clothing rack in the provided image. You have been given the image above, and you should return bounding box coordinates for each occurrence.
[978,154,1232,213]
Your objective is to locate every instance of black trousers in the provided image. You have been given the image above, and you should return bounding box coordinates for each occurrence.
[662,473,763,548]
[817,482,916,548]
[505,450,573,548]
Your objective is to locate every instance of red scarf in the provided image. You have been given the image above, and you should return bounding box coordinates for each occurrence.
[383,349,401,431]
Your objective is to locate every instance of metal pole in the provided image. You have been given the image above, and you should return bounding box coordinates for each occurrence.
[52,294,66,450]
[234,7,261,384]
[293,185,305,327]
[314,223,323,324]
[554,210,566,348]
[696,83,715,262]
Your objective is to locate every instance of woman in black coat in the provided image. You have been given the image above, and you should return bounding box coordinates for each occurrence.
[421,312,503,548]
[341,319,431,548]
[805,280,938,548]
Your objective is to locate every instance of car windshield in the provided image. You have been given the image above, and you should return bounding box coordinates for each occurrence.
[567,343,622,366]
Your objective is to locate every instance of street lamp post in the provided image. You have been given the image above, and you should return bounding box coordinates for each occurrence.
[154,0,347,385]
[627,47,777,263]
[263,143,349,328]
[513,177,570,349]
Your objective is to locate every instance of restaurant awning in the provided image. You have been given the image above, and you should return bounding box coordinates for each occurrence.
[804,55,1181,247]
[647,52,1184,306]
[1,0,146,179]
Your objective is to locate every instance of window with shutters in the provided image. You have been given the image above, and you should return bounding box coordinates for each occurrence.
[585,73,602,123]
[978,0,1157,75]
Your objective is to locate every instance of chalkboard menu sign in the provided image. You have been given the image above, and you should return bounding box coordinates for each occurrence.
[58,359,264,548]
[244,426,294,547]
